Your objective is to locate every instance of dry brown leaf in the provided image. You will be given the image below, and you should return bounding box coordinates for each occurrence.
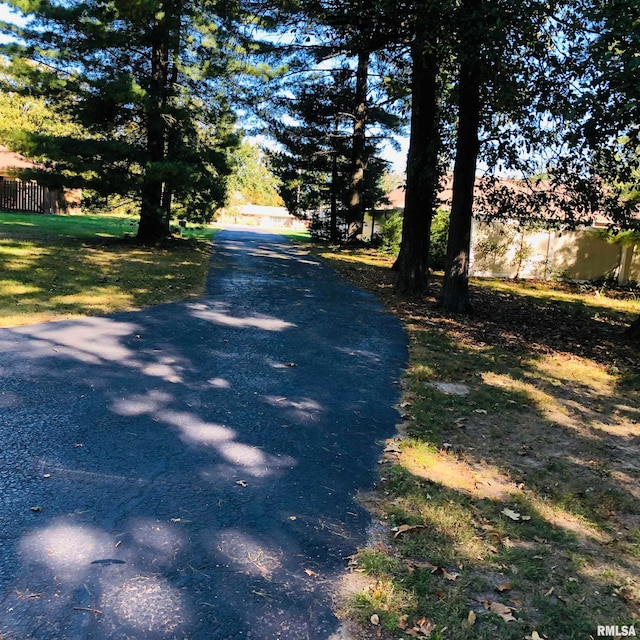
[495,581,513,592]
[544,586,554,597]
[466,610,476,626]
[304,568,319,577]
[370,613,380,626]
[489,601,516,623]
[412,617,435,637]
[408,559,438,572]
[442,569,460,581]
[393,524,425,538]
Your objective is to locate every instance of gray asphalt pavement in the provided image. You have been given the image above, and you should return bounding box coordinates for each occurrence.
[0,229,407,639]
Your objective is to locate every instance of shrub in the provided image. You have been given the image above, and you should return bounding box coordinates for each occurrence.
[380,212,402,253]
[429,208,449,270]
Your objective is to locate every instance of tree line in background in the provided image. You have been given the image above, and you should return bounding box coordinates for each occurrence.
[0,0,639,321]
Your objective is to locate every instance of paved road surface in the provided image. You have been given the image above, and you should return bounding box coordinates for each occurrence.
[0,230,407,639]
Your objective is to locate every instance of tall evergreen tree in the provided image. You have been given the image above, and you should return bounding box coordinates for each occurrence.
[393,0,449,294]
[0,0,240,244]
[441,0,573,312]
[261,0,403,241]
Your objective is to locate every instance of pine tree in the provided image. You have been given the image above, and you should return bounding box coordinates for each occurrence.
[1,0,240,244]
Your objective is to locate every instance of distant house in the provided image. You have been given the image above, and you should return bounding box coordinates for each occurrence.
[0,145,80,214]
[373,179,640,285]
[217,203,307,229]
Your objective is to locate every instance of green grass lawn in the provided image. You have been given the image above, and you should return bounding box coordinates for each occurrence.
[0,211,216,327]
[301,241,640,640]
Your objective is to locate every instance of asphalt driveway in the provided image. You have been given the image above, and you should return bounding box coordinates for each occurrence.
[0,229,407,639]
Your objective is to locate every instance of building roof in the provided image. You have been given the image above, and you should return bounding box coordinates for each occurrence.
[383,174,639,228]
[0,145,40,174]
[235,204,294,219]
[380,187,407,210]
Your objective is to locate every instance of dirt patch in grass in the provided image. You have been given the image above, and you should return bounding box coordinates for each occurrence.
[309,243,640,640]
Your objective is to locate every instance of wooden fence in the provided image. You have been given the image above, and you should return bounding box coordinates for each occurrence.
[0,178,62,214]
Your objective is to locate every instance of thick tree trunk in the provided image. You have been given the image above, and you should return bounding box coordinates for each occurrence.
[330,147,339,242]
[138,180,166,244]
[137,5,172,245]
[394,31,441,295]
[161,17,180,225]
[626,315,640,340]
[441,2,482,313]
[346,49,369,242]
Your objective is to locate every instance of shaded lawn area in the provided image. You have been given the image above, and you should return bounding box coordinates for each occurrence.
[307,244,639,640]
[0,211,216,327]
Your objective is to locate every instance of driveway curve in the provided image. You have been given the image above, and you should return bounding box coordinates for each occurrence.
[0,229,407,639]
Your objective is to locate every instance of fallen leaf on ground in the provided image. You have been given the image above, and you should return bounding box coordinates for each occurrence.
[466,610,476,626]
[408,559,437,570]
[411,617,435,637]
[370,613,380,625]
[235,480,248,487]
[30,506,43,512]
[393,524,425,538]
[495,581,513,592]
[441,569,459,581]
[501,508,530,521]
[489,601,516,622]
[304,568,319,577]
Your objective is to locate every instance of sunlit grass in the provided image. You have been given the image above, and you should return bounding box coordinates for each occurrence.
[0,211,216,327]
[299,241,640,639]
[475,276,640,316]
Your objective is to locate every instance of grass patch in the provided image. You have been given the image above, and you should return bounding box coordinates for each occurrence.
[278,228,312,242]
[304,240,640,639]
[0,211,216,327]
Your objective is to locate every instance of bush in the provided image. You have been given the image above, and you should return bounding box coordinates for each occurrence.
[378,209,449,266]
[430,208,449,270]
[380,212,402,253]
[308,212,347,242]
